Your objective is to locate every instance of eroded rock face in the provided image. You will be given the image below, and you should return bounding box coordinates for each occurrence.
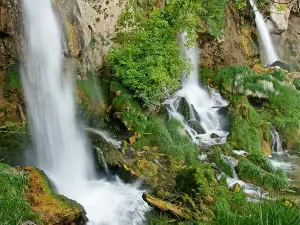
[0,0,21,70]
[0,0,125,74]
[199,4,259,70]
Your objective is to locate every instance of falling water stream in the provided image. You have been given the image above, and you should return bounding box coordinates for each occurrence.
[165,33,229,146]
[270,126,284,155]
[249,0,278,65]
[21,0,148,224]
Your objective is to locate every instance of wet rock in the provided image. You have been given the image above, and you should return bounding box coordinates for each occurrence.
[178,97,190,121]
[267,61,291,72]
[187,120,206,134]
[20,166,87,224]
[210,133,220,139]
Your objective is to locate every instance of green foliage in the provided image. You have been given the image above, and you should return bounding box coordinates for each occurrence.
[209,148,233,177]
[237,158,262,182]
[248,153,274,172]
[262,172,289,191]
[272,69,286,81]
[77,73,104,103]
[0,163,38,224]
[175,167,211,197]
[214,199,300,225]
[201,0,229,38]
[293,79,300,90]
[108,6,187,110]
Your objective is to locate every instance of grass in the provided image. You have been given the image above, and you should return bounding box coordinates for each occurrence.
[213,199,300,225]
[0,163,38,224]
[237,158,262,182]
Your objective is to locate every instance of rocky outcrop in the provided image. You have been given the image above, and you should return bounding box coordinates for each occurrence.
[199,4,259,70]
[54,0,125,75]
[21,166,87,224]
[0,0,21,70]
[0,0,125,75]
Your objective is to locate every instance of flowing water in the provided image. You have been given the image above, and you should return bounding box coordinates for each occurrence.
[21,0,148,224]
[165,33,229,146]
[223,156,268,198]
[249,0,278,65]
[270,126,284,155]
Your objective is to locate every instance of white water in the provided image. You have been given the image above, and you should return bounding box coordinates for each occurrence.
[249,0,278,65]
[21,0,148,224]
[88,128,122,149]
[165,33,229,146]
[270,126,284,155]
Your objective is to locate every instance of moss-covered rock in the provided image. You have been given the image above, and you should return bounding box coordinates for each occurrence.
[21,166,87,224]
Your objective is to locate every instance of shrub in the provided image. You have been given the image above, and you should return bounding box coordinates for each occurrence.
[237,158,262,182]
[262,172,289,191]
[209,148,233,177]
[175,167,211,197]
[248,153,274,173]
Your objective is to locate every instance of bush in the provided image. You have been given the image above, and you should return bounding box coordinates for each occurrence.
[209,148,233,177]
[262,172,288,191]
[237,158,262,182]
[248,153,274,173]
[175,167,211,197]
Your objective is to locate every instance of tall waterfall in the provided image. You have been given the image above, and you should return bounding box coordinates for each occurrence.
[249,0,278,65]
[21,0,147,224]
[165,33,229,146]
[270,126,284,155]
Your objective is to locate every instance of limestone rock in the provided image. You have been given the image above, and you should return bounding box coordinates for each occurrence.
[269,2,291,33]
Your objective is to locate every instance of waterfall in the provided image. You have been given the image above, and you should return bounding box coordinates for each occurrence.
[21,0,148,224]
[165,33,229,146]
[249,0,278,65]
[270,126,284,155]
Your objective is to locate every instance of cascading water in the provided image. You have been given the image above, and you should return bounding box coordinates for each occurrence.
[223,156,268,198]
[21,0,148,224]
[270,126,284,155]
[249,0,278,65]
[165,33,229,146]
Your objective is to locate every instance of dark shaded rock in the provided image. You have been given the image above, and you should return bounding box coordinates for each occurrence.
[191,104,201,122]
[210,133,220,139]
[268,60,291,72]
[178,97,190,121]
[187,120,206,134]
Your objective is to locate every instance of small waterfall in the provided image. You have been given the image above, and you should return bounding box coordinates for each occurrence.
[165,33,229,146]
[21,0,148,224]
[249,0,278,65]
[87,128,122,149]
[94,146,111,176]
[270,126,284,155]
[223,156,268,198]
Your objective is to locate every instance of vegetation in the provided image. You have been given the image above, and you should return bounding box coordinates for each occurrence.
[0,164,38,224]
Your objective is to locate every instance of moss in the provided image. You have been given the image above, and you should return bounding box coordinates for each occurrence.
[134,158,159,184]
[22,166,85,224]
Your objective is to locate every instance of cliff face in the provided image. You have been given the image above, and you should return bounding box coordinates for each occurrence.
[0,0,21,71]
[199,4,260,70]
[0,0,125,74]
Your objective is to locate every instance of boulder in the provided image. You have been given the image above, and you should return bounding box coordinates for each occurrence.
[269,2,291,33]
[269,60,291,72]
[178,97,190,121]
[187,120,206,134]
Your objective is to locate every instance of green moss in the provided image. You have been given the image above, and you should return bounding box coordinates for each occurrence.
[0,164,38,224]
[293,79,300,90]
